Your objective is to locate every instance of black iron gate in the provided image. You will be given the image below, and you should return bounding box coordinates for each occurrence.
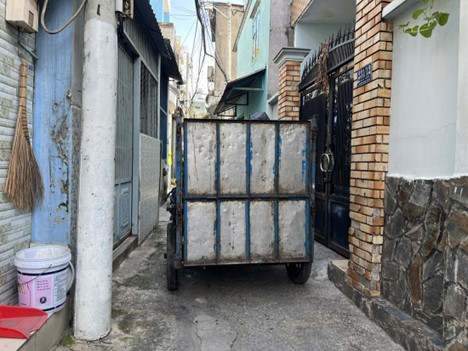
[299,28,354,257]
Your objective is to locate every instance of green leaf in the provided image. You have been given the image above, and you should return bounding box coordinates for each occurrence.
[437,13,449,26]
[419,23,433,38]
[399,21,410,29]
[417,0,429,2]
[404,26,419,37]
[412,9,425,19]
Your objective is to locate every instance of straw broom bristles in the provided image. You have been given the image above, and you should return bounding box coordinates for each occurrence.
[3,61,44,211]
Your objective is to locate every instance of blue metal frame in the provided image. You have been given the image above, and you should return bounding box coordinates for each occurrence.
[176,119,315,267]
[215,122,221,263]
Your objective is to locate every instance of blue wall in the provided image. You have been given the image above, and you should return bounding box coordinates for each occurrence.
[236,1,270,77]
[235,0,270,118]
[32,0,82,244]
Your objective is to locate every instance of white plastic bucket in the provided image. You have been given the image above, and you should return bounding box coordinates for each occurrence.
[14,246,75,313]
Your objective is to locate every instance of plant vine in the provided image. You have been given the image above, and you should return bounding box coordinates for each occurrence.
[399,0,450,38]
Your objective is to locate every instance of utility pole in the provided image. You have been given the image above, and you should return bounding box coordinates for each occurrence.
[74,0,118,341]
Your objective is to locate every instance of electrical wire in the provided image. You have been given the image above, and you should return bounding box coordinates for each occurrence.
[40,0,88,35]
[194,0,229,82]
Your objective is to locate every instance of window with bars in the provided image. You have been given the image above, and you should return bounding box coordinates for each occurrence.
[140,63,159,138]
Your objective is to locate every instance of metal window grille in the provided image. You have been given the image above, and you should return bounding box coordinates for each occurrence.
[140,64,158,138]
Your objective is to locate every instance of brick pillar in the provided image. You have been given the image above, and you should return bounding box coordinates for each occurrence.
[273,48,309,120]
[347,0,393,298]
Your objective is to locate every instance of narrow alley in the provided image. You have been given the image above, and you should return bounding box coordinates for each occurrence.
[54,211,403,351]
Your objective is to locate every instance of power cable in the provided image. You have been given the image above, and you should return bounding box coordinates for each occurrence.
[194,0,228,82]
[40,0,88,34]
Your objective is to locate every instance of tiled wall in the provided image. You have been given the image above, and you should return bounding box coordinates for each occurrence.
[0,0,36,304]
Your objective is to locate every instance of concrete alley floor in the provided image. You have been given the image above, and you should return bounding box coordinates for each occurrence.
[55,215,404,351]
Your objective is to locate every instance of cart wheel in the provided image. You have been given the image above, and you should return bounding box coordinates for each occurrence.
[285,262,312,284]
[166,222,178,291]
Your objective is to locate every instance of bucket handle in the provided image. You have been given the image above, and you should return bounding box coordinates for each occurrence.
[67,262,75,291]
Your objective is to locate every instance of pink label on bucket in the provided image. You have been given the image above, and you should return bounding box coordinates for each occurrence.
[18,273,34,307]
[18,270,68,311]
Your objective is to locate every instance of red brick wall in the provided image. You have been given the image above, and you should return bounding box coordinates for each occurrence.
[278,61,301,120]
[347,0,393,298]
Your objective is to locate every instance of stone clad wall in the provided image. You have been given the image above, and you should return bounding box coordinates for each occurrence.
[383,176,467,349]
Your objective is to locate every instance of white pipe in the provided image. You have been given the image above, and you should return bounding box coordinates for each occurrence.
[74,0,118,341]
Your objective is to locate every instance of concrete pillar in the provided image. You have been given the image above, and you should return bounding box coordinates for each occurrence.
[74,0,118,340]
[273,47,309,120]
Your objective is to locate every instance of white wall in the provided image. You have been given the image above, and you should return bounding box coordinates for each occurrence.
[455,0,468,175]
[294,23,347,50]
[388,0,462,178]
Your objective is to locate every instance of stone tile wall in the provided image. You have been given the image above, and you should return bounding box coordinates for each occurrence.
[0,0,36,304]
[347,0,393,298]
[383,176,467,350]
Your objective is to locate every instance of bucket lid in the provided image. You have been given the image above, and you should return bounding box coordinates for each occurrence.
[14,246,71,270]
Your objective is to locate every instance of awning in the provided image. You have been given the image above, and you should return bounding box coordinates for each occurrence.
[214,68,265,115]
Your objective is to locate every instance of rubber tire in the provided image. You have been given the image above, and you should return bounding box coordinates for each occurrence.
[285,262,312,284]
[166,222,178,291]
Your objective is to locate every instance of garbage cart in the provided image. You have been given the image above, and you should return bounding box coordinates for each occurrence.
[166,118,315,290]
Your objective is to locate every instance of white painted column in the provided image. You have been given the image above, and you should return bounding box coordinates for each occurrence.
[74,0,118,341]
[455,0,468,175]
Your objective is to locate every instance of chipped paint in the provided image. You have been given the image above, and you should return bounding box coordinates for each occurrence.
[220,124,247,194]
[220,201,246,261]
[250,201,275,261]
[186,202,217,264]
[186,122,217,195]
[279,200,307,259]
[250,124,275,194]
[279,124,308,194]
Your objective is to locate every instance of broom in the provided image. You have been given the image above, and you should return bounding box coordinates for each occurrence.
[3,61,44,211]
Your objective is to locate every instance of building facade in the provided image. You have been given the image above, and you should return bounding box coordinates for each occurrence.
[278,0,467,349]
[214,0,293,119]
[0,0,181,333]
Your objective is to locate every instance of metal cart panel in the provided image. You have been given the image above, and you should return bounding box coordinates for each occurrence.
[220,124,247,194]
[185,201,216,264]
[250,201,275,260]
[179,119,314,268]
[186,122,217,195]
[220,200,247,261]
[279,124,309,194]
[279,200,308,259]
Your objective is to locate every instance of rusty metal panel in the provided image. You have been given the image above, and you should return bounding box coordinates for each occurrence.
[279,124,308,194]
[279,200,307,259]
[250,201,275,261]
[186,122,217,195]
[220,201,246,261]
[250,124,276,194]
[186,202,217,264]
[220,124,247,194]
